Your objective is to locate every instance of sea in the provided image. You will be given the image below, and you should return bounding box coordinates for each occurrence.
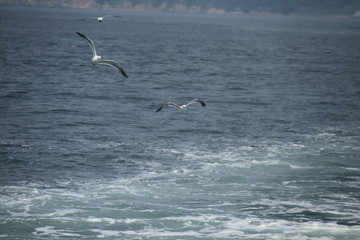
[0,5,360,240]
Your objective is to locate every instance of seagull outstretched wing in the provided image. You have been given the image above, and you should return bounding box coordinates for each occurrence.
[156,102,181,112]
[76,32,97,57]
[99,59,128,78]
[186,99,206,107]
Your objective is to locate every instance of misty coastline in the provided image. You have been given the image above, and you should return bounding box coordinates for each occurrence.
[0,0,360,18]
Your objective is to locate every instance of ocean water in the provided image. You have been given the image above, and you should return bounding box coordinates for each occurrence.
[0,5,360,239]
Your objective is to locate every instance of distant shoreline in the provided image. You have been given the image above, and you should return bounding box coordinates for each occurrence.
[0,2,359,19]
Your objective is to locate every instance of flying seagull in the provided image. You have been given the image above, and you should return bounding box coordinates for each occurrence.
[76,32,128,78]
[156,99,206,112]
[77,15,123,22]
[92,15,112,22]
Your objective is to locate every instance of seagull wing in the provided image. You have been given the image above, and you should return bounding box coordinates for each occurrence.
[186,99,206,107]
[98,59,128,78]
[102,15,113,18]
[76,32,97,57]
[156,102,181,112]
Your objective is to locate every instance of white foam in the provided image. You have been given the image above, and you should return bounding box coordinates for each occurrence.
[80,214,360,239]
[34,226,82,237]
[49,208,82,217]
[86,217,116,224]
[216,216,359,239]
[2,134,359,240]
[121,228,204,238]
[91,229,122,238]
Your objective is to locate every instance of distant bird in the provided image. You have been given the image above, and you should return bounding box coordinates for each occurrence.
[77,15,123,22]
[76,32,128,78]
[156,99,206,112]
[91,15,123,22]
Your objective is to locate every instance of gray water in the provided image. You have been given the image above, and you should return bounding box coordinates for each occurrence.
[0,5,360,239]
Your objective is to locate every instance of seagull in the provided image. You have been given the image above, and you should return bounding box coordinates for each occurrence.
[77,15,123,22]
[90,15,123,22]
[92,15,112,22]
[156,99,206,112]
[76,32,128,78]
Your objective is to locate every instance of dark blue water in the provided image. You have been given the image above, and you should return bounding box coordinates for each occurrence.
[1,5,360,239]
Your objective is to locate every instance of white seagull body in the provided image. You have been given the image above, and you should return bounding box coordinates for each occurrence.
[156,99,206,112]
[76,32,128,78]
